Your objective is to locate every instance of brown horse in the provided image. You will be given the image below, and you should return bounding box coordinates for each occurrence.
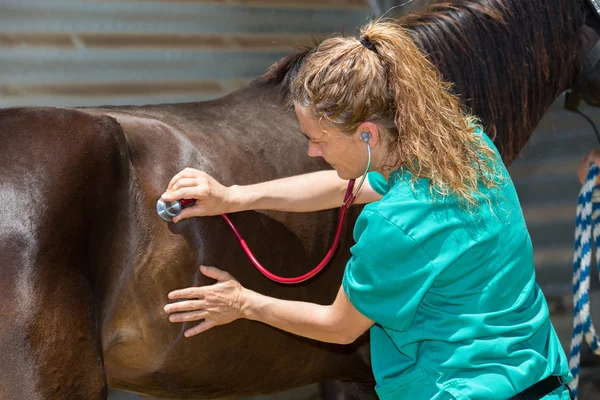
[0,0,598,399]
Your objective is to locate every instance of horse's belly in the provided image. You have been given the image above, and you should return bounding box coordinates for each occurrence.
[96,171,368,397]
[102,312,344,399]
[100,252,348,399]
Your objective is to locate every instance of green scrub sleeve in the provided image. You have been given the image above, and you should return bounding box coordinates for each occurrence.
[342,210,439,332]
[367,171,388,196]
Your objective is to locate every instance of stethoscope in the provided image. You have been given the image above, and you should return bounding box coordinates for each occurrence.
[156,131,372,284]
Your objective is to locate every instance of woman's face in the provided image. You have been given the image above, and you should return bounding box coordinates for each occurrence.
[294,104,371,180]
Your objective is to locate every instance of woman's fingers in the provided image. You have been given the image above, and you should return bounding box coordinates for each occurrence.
[167,168,202,191]
[199,265,231,282]
[168,287,205,300]
[163,266,243,337]
[170,177,200,192]
[172,205,206,223]
[184,320,218,337]
[161,186,208,203]
[162,169,232,219]
[164,300,204,314]
[168,310,208,323]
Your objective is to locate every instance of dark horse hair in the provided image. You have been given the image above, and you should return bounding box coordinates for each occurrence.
[261,0,585,165]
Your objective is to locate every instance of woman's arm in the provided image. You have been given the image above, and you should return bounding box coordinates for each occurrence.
[161,168,382,222]
[164,266,374,344]
[241,283,373,344]
[229,170,381,213]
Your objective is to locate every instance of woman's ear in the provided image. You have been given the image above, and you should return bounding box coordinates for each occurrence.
[357,122,381,147]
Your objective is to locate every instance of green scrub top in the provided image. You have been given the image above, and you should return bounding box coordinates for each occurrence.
[342,130,571,400]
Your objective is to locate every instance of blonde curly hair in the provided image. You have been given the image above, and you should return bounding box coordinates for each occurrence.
[289,20,504,206]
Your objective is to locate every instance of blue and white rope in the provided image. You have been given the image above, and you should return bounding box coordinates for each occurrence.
[569,163,600,400]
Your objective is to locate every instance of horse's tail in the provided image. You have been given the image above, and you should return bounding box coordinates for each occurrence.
[0,106,130,399]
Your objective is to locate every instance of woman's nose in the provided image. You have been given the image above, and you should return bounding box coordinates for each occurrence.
[307,142,322,158]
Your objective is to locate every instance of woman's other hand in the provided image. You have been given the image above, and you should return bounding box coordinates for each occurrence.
[578,148,600,185]
[164,266,245,337]
[161,168,237,222]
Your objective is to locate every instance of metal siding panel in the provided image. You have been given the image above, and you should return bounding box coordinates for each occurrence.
[104,0,368,9]
[0,50,292,82]
[0,32,330,51]
[0,1,369,33]
[0,0,370,107]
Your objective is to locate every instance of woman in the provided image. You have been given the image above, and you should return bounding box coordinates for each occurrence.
[161,21,571,399]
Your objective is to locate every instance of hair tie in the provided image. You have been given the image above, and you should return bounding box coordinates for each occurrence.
[359,35,378,54]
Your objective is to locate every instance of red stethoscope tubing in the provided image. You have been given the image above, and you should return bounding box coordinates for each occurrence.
[179,179,356,284]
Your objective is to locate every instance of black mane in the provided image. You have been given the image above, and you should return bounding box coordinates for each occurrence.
[260,0,585,165]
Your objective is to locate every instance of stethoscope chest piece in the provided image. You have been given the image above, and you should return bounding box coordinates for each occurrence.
[156,198,183,222]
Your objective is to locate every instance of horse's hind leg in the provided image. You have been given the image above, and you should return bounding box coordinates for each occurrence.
[339,381,378,400]
[0,255,107,399]
[0,108,132,399]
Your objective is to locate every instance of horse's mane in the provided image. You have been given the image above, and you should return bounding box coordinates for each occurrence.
[260,0,585,165]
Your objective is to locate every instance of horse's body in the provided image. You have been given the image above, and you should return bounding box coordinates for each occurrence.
[0,0,597,399]
[0,92,373,399]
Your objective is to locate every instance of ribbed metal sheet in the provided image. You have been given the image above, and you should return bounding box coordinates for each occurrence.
[0,0,370,107]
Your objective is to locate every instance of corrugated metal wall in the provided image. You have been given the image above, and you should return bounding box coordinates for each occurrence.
[0,0,370,107]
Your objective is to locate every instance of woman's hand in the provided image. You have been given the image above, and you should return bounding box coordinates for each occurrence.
[161,168,237,222]
[164,266,245,337]
[578,148,600,185]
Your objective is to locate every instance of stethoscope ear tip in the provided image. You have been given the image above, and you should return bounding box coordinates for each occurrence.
[360,131,371,143]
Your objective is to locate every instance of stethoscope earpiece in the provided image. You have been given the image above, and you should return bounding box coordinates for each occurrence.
[351,131,372,198]
[360,131,371,143]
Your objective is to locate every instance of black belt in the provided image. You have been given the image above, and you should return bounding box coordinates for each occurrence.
[507,376,564,400]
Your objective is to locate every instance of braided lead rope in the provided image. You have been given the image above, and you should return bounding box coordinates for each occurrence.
[590,188,600,357]
[569,164,600,399]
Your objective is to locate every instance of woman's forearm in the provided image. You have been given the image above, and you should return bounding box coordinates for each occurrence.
[228,170,345,213]
[240,288,351,344]
[228,170,379,213]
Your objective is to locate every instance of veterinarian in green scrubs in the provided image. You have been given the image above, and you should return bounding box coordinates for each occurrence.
[162,20,572,399]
